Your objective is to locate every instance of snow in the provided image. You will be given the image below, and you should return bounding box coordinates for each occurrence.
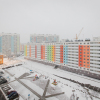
[0,57,100,100]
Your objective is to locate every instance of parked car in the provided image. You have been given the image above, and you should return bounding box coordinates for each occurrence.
[0,78,7,85]
[7,91,16,95]
[9,92,19,100]
[0,71,4,74]
[0,76,3,79]
[8,91,17,98]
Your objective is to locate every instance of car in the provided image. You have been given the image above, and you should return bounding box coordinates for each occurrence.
[8,91,17,98]
[0,76,3,79]
[0,78,7,85]
[7,91,16,95]
[54,65,59,69]
[9,92,19,100]
[0,71,4,74]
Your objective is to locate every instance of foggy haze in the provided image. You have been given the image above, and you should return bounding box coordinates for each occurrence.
[0,0,100,43]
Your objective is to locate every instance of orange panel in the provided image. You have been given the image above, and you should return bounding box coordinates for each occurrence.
[83,45,90,68]
[60,45,63,63]
[35,45,37,58]
[29,45,31,57]
[79,45,84,67]
[0,55,3,64]
[79,45,90,68]
[41,45,45,60]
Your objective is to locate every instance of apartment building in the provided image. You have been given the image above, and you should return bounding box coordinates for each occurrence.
[0,33,20,57]
[24,40,100,74]
[30,34,59,43]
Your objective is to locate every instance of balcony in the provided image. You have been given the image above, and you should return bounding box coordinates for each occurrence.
[90,54,100,57]
[90,51,100,53]
[90,57,100,60]
[90,44,100,46]
[90,64,100,68]
[90,47,100,49]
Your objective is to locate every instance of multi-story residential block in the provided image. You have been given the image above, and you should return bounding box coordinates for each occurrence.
[0,33,20,57]
[30,34,59,43]
[24,40,100,75]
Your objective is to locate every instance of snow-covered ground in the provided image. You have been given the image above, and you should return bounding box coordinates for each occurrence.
[0,57,100,100]
[0,58,21,69]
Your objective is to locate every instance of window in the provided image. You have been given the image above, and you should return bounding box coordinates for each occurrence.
[84,49,85,51]
[84,55,85,57]
[84,52,85,54]
[87,59,89,61]
[87,62,89,64]
[87,52,89,54]
[87,49,89,51]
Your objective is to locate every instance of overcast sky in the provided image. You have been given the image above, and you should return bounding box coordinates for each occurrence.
[0,0,100,43]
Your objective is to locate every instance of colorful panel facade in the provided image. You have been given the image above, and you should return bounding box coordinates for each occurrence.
[24,41,100,74]
[0,55,3,64]
[35,45,37,58]
[52,45,55,62]
[41,45,45,60]
[29,45,31,57]
[79,45,90,68]
[83,45,90,68]
[26,45,27,56]
[60,45,63,63]
[63,45,68,64]
[79,45,84,67]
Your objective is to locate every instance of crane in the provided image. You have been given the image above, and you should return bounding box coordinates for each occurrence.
[75,27,84,40]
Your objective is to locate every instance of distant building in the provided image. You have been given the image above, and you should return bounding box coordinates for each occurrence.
[30,34,59,43]
[60,39,70,42]
[0,33,20,57]
[93,36,100,41]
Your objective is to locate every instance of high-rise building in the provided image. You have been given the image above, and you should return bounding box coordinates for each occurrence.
[24,39,100,75]
[0,33,20,57]
[30,34,59,43]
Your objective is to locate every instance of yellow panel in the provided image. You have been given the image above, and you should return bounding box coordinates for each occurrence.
[26,45,27,56]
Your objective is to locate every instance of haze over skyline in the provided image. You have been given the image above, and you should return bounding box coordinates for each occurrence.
[0,0,100,43]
